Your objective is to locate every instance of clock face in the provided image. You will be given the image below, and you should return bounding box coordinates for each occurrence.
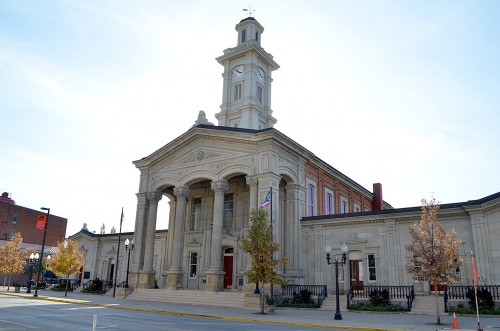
[233,65,245,79]
[256,67,265,81]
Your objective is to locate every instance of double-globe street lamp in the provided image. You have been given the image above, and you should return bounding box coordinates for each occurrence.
[325,243,348,320]
[34,207,50,297]
[124,238,134,288]
[26,252,39,294]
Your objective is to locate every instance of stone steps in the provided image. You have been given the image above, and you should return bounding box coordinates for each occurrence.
[126,289,247,308]
[408,295,446,315]
[319,295,348,311]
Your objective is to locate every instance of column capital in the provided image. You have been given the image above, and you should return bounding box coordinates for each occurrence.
[147,191,163,205]
[245,176,258,188]
[211,180,228,196]
[136,192,148,205]
[173,186,190,199]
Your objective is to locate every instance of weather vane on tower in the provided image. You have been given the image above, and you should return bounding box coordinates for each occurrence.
[243,5,255,17]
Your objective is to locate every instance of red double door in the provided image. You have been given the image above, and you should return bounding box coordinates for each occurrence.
[350,260,363,288]
[223,255,233,289]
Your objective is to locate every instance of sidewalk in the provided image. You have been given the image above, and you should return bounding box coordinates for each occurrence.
[1,286,498,331]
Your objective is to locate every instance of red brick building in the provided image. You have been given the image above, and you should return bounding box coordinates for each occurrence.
[0,192,67,247]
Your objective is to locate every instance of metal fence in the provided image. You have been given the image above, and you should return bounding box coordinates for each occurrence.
[347,285,415,311]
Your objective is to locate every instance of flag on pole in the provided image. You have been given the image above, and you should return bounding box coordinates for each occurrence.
[260,189,271,208]
[472,251,479,294]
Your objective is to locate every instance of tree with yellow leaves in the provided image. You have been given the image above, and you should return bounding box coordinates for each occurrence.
[0,233,30,291]
[406,197,462,325]
[48,240,85,297]
[241,209,287,313]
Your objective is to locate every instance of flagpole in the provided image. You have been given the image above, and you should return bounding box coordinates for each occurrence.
[113,207,123,298]
[471,251,480,331]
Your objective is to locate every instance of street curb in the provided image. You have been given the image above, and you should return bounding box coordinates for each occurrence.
[0,292,402,331]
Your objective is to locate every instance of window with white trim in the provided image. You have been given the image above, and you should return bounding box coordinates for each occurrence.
[341,196,349,214]
[189,252,198,277]
[368,254,376,281]
[190,197,202,231]
[257,85,263,103]
[354,203,361,213]
[234,84,242,101]
[240,29,246,43]
[307,184,315,216]
[325,188,334,215]
[223,193,234,228]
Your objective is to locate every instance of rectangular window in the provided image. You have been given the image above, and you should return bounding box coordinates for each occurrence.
[189,252,198,277]
[9,230,15,238]
[307,184,315,217]
[354,203,361,213]
[224,193,234,228]
[12,214,18,224]
[255,31,259,42]
[325,188,334,215]
[234,84,242,101]
[368,254,376,281]
[341,196,348,214]
[240,29,246,43]
[257,85,263,103]
[190,197,202,231]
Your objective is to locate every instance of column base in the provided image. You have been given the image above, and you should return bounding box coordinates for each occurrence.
[205,271,224,292]
[132,271,156,289]
[165,271,184,290]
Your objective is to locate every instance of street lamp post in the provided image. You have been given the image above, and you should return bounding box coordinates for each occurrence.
[34,207,50,297]
[26,252,39,294]
[325,243,348,320]
[124,238,134,288]
[259,255,264,314]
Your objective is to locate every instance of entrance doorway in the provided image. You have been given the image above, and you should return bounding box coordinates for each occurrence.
[223,248,233,289]
[350,260,363,288]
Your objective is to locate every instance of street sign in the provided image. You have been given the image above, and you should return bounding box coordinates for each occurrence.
[36,214,46,230]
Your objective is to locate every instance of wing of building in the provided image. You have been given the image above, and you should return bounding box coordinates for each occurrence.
[69,16,500,296]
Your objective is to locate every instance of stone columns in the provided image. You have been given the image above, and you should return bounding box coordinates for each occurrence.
[246,176,258,213]
[166,186,189,290]
[242,176,259,293]
[135,191,162,288]
[205,180,227,292]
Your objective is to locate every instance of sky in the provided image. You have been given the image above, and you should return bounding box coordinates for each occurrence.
[1,1,499,238]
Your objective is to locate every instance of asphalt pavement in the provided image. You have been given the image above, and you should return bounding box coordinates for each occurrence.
[1,286,499,331]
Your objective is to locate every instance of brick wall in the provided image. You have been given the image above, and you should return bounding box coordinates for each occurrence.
[0,201,67,247]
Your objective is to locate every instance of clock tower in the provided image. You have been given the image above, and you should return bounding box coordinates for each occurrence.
[215,17,279,130]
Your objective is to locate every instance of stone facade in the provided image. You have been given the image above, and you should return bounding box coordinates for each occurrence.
[69,16,500,295]
[302,192,500,295]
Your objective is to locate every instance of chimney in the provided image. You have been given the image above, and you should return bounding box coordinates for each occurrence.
[372,183,383,211]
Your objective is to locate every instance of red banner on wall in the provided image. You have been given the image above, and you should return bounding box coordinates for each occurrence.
[36,215,46,230]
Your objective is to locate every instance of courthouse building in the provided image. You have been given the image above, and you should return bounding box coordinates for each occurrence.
[70,17,500,295]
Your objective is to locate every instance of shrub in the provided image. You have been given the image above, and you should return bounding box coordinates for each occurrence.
[369,289,390,307]
[80,278,104,294]
[466,287,495,310]
[350,302,405,312]
[292,289,312,304]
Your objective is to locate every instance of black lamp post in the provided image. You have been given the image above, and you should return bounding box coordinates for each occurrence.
[26,252,39,294]
[124,238,134,288]
[325,243,348,320]
[34,207,50,297]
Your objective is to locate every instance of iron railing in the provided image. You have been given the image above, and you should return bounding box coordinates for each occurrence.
[347,285,415,311]
[281,285,328,299]
[444,285,500,312]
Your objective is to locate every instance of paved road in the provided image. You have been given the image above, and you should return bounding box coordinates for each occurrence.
[0,295,354,331]
[1,288,499,331]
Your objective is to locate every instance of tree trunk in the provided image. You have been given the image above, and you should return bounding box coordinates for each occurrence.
[434,285,441,325]
[7,274,12,291]
[65,276,69,297]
